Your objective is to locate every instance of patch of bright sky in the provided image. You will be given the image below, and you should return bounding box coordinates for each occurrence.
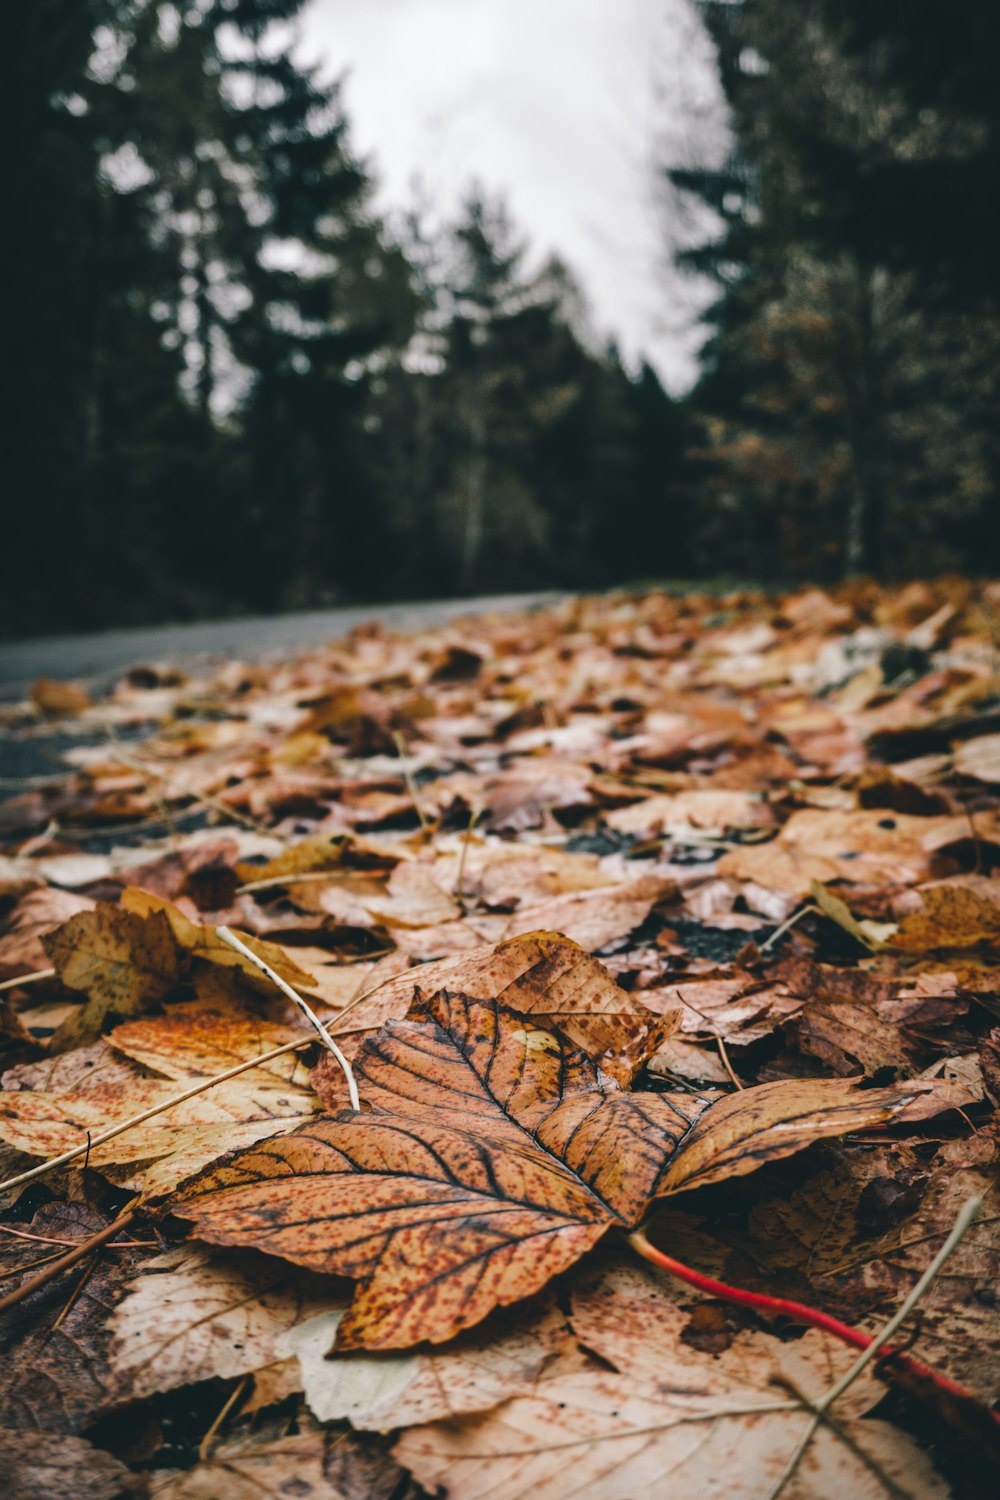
[297,0,729,394]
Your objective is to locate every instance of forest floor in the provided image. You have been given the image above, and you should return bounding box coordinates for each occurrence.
[0,581,998,1499]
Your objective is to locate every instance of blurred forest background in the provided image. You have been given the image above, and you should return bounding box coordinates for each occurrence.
[7,0,999,637]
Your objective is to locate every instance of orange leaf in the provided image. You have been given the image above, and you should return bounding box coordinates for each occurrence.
[170,992,928,1350]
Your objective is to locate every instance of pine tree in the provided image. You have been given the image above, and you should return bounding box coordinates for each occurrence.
[669,0,1000,580]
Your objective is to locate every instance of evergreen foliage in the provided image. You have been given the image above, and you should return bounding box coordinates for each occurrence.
[673,0,1000,579]
[5,2,683,636]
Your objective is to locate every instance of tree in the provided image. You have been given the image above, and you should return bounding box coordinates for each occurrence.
[669,0,1000,580]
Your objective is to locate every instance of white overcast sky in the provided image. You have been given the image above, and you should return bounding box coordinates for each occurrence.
[296,0,728,393]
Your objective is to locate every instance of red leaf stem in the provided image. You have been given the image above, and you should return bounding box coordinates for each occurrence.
[627,1229,1000,1424]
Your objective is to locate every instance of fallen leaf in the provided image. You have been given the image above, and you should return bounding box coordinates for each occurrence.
[0,887,96,981]
[954,732,1000,784]
[171,991,928,1349]
[282,1297,570,1431]
[891,878,1000,951]
[313,928,678,1086]
[0,1429,142,1500]
[119,887,317,993]
[364,860,461,928]
[234,833,349,883]
[395,1324,948,1500]
[605,788,774,839]
[107,1246,339,1401]
[42,905,183,1046]
[744,1133,1000,1403]
[110,1001,311,1086]
[150,1426,421,1500]
[0,1062,317,1193]
[0,1203,150,1435]
[31,677,94,716]
[720,809,957,897]
[810,880,894,949]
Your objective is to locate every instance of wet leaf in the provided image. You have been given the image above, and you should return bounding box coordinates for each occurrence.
[0,1203,150,1435]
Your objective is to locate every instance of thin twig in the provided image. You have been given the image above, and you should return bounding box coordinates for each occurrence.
[216,928,359,1111]
[454,806,481,906]
[762,1195,982,1500]
[759,904,819,954]
[716,1036,744,1090]
[17,819,61,853]
[0,1222,154,1249]
[392,730,430,832]
[237,869,350,895]
[0,967,57,994]
[199,1374,249,1460]
[0,1205,137,1318]
[50,1252,100,1332]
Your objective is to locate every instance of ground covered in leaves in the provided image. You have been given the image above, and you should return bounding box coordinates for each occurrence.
[0,582,999,1499]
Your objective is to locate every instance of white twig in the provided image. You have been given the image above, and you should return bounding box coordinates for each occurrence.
[216,927,360,1111]
[0,967,56,994]
[764,1194,982,1500]
[759,904,819,954]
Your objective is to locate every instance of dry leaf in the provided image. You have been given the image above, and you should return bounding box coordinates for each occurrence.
[43,905,183,1046]
[150,1427,419,1500]
[0,1061,317,1193]
[171,991,928,1349]
[394,1350,947,1500]
[954,732,1000,784]
[110,1001,311,1086]
[314,928,678,1085]
[119,887,317,992]
[891,878,1000,950]
[107,1245,339,1400]
[282,1297,570,1431]
[31,677,94,716]
[0,1429,142,1500]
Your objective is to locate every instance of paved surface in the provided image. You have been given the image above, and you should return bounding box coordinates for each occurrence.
[0,592,562,699]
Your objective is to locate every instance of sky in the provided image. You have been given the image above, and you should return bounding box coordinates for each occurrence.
[296,0,729,393]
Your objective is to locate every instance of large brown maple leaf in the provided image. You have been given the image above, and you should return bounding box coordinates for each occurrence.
[169,991,928,1350]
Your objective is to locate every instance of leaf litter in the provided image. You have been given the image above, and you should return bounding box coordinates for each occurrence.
[0,581,999,1496]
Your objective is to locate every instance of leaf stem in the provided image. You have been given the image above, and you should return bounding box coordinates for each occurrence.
[0,966,57,993]
[627,1225,999,1425]
[759,904,819,954]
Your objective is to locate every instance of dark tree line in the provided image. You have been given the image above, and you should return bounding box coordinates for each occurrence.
[7,2,997,638]
[5,0,686,637]
[672,0,1000,581]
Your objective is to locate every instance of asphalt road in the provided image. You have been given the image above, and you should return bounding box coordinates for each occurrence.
[0,592,562,700]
